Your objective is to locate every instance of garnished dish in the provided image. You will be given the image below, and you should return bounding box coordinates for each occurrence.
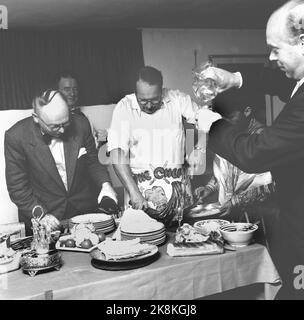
[56,223,105,252]
[166,223,224,257]
[90,238,159,270]
[193,219,230,234]
[175,223,209,243]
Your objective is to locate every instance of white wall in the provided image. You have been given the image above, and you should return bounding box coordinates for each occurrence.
[142,28,267,96]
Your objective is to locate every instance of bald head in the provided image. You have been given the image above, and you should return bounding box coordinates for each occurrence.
[267,8,290,43]
[266,1,304,79]
[33,90,70,138]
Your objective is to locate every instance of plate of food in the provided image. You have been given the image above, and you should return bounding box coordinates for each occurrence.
[56,224,107,252]
[194,219,230,234]
[175,223,210,243]
[90,238,160,270]
[56,239,99,253]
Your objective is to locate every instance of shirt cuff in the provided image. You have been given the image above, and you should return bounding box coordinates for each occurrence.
[98,183,118,204]
[233,72,243,88]
[196,108,222,133]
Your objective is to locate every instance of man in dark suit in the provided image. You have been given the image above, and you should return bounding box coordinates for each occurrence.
[4,89,117,235]
[197,0,304,299]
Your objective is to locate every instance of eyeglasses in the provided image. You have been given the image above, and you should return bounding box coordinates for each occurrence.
[136,95,163,107]
[38,117,70,131]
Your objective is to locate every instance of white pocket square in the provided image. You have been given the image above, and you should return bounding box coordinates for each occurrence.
[78,147,87,158]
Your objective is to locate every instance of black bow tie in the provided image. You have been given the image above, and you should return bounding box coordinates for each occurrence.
[42,133,67,145]
[42,134,53,145]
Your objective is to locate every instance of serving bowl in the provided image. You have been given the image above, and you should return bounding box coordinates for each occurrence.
[220,223,258,247]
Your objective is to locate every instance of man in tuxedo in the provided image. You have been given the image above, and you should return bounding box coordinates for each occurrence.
[4,89,117,235]
[198,0,304,299]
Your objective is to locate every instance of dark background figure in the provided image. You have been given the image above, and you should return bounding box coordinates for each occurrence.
[204,0,304,299]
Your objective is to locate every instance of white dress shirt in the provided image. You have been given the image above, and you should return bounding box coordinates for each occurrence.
[48,138,68,190]
[107,88,197,169]
[291,77,304,98]
[47,137,118,203]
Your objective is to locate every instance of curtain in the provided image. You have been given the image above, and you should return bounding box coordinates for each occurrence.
[0,30,144,109]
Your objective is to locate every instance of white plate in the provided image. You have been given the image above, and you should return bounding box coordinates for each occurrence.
[55,241,98,253]
[70,213,113,224]
[189,203,222,217]
[95,225,116,234]
[120,228,165,237]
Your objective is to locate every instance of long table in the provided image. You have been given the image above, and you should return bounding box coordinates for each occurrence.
[0,238,281,300]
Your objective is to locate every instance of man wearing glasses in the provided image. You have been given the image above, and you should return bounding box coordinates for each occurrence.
[108,66,199,225]
[4,90,117,235]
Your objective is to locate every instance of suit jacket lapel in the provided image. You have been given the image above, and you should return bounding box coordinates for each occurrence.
[64,132,80,191]
[29,122,66,190]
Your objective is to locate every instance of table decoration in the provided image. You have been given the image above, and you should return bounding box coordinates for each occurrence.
[20,205,62,277]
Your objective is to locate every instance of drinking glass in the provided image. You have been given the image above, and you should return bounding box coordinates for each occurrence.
[192,60,219,107]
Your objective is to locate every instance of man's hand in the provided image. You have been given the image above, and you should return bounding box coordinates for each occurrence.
[196,108,222,132]
[200,67,242,93]
[194,186,212,203]
[39,214,60,232]
[130,191,148,210]
[187,149,206,177]
[219,200,233,217]
[95,129,108,143]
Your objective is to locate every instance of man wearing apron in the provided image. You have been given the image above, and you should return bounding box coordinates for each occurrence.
[107,66,199,226]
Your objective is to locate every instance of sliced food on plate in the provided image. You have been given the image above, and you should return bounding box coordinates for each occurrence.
[166,223,224,257]
[92,238,158,261]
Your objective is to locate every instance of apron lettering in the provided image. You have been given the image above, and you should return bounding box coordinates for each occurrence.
[134,170,152,183]
[153,167,183,180]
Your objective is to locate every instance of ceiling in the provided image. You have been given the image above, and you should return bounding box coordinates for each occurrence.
[2,0,287,30]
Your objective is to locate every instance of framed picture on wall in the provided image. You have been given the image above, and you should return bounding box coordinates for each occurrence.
[208,54,272,125]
